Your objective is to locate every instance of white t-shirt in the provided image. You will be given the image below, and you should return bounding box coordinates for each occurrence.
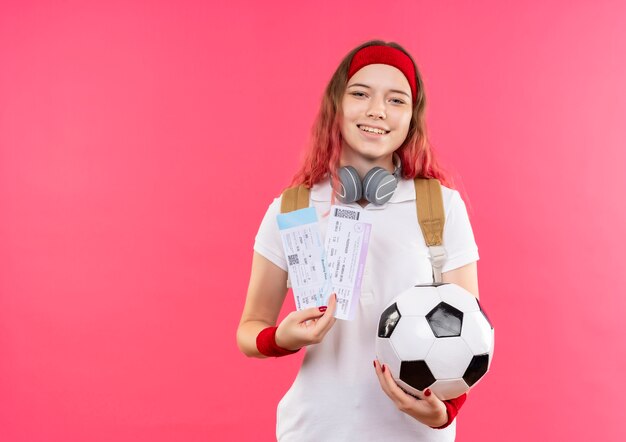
[253,177,480,442]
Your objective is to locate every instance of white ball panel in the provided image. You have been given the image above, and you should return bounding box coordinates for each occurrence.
[437,283,479,313]
[430,378,470,401]
[390,316,435,361]
[395,286,442,316]
[487,330,495,370]
[375,337,402,378]
[460,311,494,355]
[426,337,474,379]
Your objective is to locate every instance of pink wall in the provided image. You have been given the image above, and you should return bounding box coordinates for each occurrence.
[1,0,625,440]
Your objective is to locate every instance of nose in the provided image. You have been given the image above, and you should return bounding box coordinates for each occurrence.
[366,96,386,119]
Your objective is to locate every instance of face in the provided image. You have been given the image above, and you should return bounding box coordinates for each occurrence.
[340,63,413,164]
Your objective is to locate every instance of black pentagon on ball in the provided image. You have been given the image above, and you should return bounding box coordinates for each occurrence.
[463,353,489,387]
[426,302,463,337]
[399,360,436,391]
[378,302,401,338]
[476,299,494,329]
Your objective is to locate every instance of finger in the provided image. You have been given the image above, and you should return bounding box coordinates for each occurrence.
[380,362,437,416]
[300,292,336,323]
[312,293,338,332]
[292,305,328,323]
[380,363,417,402]
[327,291,338,312]
[422,387,445,407]
[310,293,337,326]
[373,360,395,399]
[375,360,416,409]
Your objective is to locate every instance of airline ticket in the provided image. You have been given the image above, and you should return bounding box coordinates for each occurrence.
[276,205,372,320]
[276,207,331,310]
[324,205,372,320]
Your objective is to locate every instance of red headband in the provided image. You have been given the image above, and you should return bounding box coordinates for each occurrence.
[348,45,418,104]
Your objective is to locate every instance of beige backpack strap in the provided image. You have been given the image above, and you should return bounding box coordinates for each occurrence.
[280,185,310,214]
[279,184,311,289]
[414,178,446,283]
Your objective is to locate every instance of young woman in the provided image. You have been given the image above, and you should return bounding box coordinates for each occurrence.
[237,40,480,441]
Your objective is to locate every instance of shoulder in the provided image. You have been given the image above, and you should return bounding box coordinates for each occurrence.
[440,184,462,213]
[410,179,471,222]
[261,179,324,217]
[262,194,283,218]
[403,178,462,212]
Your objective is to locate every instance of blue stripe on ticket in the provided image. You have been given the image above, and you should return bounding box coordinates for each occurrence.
[276,207,318,230]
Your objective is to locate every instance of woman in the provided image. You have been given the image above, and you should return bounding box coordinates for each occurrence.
[237,40,480,441]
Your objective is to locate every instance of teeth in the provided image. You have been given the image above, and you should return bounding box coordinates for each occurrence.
[359,125,387,135]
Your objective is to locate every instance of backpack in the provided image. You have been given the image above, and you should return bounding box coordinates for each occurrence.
[280,178,447,284]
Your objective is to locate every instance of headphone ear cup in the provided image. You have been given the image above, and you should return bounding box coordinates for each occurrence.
[362,167,398,205]
[336,166,362,203]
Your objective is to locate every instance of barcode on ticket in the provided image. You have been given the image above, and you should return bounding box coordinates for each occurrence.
[334,208,360,220]
[287,254,300,265]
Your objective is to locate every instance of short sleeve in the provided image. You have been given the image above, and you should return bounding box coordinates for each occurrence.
[441,189,480,273]
[253,196,288,271]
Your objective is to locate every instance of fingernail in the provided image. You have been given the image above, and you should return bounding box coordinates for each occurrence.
[319,306,327,312]
[382,364,386,373]
[425,388,431,397]
[373,360,377,368]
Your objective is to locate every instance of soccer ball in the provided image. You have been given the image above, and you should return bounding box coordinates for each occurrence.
[375,283,494,400]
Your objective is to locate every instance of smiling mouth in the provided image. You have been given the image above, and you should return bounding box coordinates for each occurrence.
[357,125,390,135]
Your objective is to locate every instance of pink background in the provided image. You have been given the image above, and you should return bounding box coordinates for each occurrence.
[1,1,625,440]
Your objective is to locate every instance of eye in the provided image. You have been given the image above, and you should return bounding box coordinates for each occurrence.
[350,91,367,98]
[391,98,406,105]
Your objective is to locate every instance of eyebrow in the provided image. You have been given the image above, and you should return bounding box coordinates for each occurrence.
[347,83,411,99]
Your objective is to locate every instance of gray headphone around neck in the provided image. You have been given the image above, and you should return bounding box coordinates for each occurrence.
[335,154,402,205]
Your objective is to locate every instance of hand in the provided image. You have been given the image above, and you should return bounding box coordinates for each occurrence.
[373,360,448,428]
[274,293,338,351]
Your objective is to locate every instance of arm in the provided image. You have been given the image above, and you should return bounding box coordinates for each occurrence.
[442,261,479,299]
[236,251,338,358]
[236,252,290,358]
